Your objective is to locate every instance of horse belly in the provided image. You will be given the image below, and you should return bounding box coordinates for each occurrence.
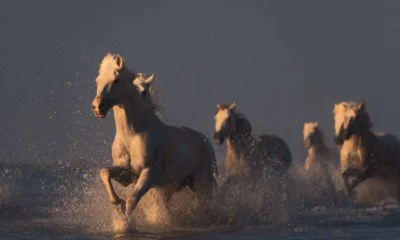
[161,127,215,185]
[159,149,194,185]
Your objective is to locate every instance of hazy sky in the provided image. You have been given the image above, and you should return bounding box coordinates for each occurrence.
[1,1,400,167]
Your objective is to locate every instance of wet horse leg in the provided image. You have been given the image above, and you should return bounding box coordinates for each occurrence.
[100,166,138,205]
[343,168,371,199]
[341,169,353,196]
[348,169,370,195]
[325,175,338,205]
[125,168,154,217]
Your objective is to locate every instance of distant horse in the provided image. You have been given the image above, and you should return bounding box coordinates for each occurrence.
[332,101,400,198]
[213,102,292,187]
[91,53,218,219]
[303,121,342,203]
[303,121,339,172]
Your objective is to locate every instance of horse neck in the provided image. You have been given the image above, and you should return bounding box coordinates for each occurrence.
[308,141,328,156]
[226,133,251,158]
[113,86,164,138]
[347,128,375,148]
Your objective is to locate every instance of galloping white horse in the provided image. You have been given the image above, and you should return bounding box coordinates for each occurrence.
[91,53,218,219]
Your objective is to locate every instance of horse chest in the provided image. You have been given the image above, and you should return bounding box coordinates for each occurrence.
[348,149,366,167]
[128,136,158,171]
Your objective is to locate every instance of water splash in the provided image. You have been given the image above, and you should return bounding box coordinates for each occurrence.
[0,160,399,235]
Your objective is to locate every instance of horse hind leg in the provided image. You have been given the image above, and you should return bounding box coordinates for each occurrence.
[100,166,138,205]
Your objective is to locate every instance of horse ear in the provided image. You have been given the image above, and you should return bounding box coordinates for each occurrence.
[333,102,342,111]
[229,101,236,110]
[358,101,366,111]
[115,54,124,70]
[216,103,222,109]
[145,73,154,84]
[314,122,319,127]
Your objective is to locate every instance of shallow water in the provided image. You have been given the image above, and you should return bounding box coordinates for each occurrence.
[3,215,400,240]
[1,163,400,239]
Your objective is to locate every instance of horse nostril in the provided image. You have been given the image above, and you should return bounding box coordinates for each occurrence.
[92,105,96,110]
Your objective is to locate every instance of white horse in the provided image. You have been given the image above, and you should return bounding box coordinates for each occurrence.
[91,53,218,219]
[333,101,400,199]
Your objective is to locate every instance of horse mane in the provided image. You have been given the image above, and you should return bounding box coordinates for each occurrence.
[133,73,158,98]
[334,101,374,131]
[345,102,373,129]
[233,112,252,137]
[303,121,325,144]
[98,53,163,117]
[133,72,163,114]
[354,106,373,130]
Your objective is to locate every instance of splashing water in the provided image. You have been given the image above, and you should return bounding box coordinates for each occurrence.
[1,159,399,239]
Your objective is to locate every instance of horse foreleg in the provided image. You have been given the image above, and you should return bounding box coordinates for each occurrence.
[125,168,154,217]
[341,169,352,196]
[326,175,338,205]
[100,166,138,205]
[347,169,370,197]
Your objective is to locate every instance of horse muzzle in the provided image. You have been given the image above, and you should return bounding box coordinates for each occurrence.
[92,99,109,118]
[333,135,344,145]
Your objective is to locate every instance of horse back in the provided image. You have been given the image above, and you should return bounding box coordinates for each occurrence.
[373,132,400,169]
[162,126,217,175]
[375,132,400,149]
[255,134,293,173]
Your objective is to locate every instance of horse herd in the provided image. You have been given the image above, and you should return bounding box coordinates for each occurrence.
[91,53,400,224]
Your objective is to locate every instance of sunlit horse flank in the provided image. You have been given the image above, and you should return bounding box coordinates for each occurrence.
[213,102,292,187]
[303,121,341,203]
[332,101,400,200]
[91,53,218,221]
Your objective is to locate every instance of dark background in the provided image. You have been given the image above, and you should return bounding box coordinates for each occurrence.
[1,0,400,167]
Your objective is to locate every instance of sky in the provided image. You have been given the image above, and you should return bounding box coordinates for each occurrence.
[1,0,400,167]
